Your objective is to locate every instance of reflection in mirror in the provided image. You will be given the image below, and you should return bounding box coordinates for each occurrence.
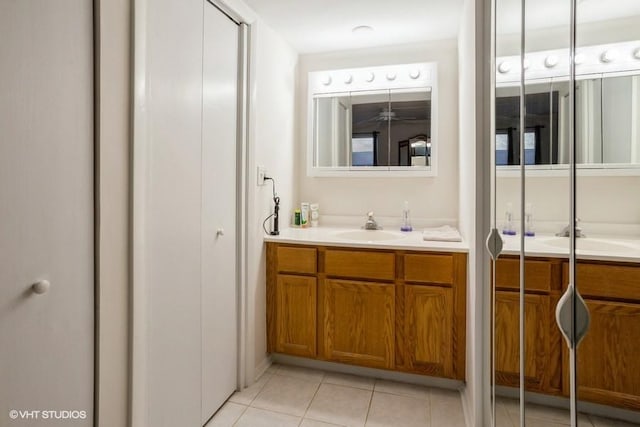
[313,88,432,169]
[314,94,350,167]
[496,73,640,168]
[390,90,432,167]
[496,82,556,166]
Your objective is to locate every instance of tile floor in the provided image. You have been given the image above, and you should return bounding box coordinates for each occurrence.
[206,363,466,427]
[495,397,640,427]
[207,364,639,427]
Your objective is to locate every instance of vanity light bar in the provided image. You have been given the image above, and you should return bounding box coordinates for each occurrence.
[496,40,640,82]
[310,62,433,94]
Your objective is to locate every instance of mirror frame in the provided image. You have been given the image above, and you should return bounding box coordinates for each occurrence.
[307,62,439,177]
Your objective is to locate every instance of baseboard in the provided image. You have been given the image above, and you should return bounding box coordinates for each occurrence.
[253,355,273,383]
[460,387,472,427]
[271,353,465,390]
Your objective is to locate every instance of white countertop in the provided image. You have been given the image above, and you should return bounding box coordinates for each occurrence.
[263,226,469,253]
[263,227,640,263]
[500,233,640,263]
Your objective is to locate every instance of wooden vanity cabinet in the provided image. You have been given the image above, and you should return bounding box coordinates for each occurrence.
[493,256,640,411]
[267,243,468,380]
[562,261,640,411]
[323,278,395,369]
[267,245,318,357]
[493,256,563,395]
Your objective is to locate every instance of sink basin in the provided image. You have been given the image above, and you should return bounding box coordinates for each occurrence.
[541,237,635,253]
[333,230,407,242]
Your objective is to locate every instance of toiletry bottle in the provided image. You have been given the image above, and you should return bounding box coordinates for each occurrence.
[294,209,301,227]
[310,203,319,227]
[300,202,310,228]
[401,201,413,232]
[503,203,516,235]
[525,203,535,237]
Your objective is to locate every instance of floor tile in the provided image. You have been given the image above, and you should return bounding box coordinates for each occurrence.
[205,402,246,427]
[430,388,465,426]
[300,419,343,427]
[495,400,515,427]
[234,407,301,427]
[323,371,375,390]
[590,415,640,427]
[251,374,320,417]
[229,373,271,405]
[275,364,325,383]
[373,379,430,400]
[501,398,593,426]
[365,391,430,427]
[306,383,372,427]
[265,363,280,376]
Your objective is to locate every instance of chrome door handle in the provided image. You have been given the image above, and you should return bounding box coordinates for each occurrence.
[556,284,590,348]
[216,228,225,237]
[485,228,503,261]
[32,279,51,295]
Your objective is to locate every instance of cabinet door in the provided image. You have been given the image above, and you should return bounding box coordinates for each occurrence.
[323,279,395,369]
[572,299,640,411]
[276,275,317,357]
[495,291,551,392]
[404,285,455,378]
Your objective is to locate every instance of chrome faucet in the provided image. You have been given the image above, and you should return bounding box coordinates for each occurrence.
[364,211,381,230]
[556,219,586,238]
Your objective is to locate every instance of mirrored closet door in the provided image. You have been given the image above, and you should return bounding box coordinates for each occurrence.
[489,0,640,426]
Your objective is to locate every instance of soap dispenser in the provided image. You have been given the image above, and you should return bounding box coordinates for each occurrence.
[525,203,535,237]
[401,201,413,232]
[503,203,516,236]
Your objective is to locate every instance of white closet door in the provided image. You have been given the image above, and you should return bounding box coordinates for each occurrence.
[145,0,204,426]
[0,1,94,425]
[201,3,240,423]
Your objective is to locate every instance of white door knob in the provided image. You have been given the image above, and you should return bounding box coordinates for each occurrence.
[216,228,225,237]
[32,280,51,295]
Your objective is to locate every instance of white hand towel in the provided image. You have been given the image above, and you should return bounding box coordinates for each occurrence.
[422,225,462,242]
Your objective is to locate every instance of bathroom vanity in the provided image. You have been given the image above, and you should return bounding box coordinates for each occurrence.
[494,242,640,411]
[265,229,468,381]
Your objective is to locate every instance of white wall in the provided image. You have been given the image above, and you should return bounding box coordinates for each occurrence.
[497,15,640,55]
[296,40,459,223]
[496,176,640,229]
[245,21,298,381]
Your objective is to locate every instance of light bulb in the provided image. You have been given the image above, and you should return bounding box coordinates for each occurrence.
[544,55,559,68]
[498,61,512,74]
[386,72,397,81]
[633,48,640,60]
[601,50,618,63]
[365,71,375,82]
[409,69,421,79]
[344,74,353,84]
[321,75,332,86]
[574,53,586,65]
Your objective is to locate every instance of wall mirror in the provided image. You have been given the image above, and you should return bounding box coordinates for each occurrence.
[307,63,437,177]
[495,41,640,174]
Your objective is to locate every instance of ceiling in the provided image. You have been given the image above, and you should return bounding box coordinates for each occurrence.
[497,0,640,35]
[242,0,466,54]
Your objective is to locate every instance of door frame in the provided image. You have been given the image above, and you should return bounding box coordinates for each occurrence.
[130,1,255,425]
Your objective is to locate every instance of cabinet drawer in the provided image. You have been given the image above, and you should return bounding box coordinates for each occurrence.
[567,262,640,302]
[325,249,395,281]
[404,254,454,285]
[496,258,555,292]
[277,246,317,274]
